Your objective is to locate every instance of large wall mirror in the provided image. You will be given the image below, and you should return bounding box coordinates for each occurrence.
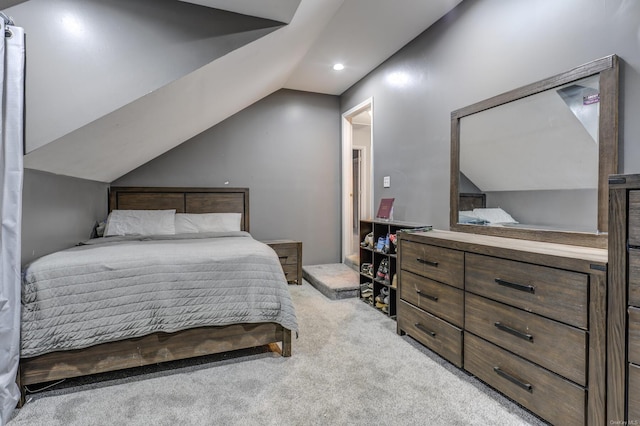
[450,55,619,248]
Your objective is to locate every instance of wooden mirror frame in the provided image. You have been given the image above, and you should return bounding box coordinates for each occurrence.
[450,55,619,248]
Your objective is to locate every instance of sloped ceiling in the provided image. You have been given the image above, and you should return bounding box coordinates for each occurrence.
[4,0,461,183]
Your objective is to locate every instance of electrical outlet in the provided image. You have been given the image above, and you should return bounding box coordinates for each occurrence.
[383,176,390,188]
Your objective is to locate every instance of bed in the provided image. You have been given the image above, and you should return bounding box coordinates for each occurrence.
[17,187,297,405]
[457,193,521,226]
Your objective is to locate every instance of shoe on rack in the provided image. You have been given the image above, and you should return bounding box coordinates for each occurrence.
[382,233,390,254]
[361,232,374,248]
[376,258,389,280]
[375,301,388,310]
[361,263,374,277]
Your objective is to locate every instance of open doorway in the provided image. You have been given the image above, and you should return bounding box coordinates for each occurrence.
[341,99,373,269]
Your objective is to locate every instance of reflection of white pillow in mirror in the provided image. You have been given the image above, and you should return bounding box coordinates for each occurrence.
[472,207,518,224]
[459,210,486,224]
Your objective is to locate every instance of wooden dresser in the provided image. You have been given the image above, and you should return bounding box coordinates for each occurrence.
[609,174,640,423]
[397,230,608,426]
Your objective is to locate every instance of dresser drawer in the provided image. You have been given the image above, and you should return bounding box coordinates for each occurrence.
[629,363,640,422]
[628,249,640,307]
[281,265,298,282]
[464,333,585,426]
[400,240,464,288]
[629,307,640,365]
[628,190,640,247]
[465,293,586,385]
[264,240,302,284]
[272,243,299,265]
[465,253,588,328]
[398,300,462,367]
[400,270,463,327]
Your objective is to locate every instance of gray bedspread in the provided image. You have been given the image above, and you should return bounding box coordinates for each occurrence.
[21,232,298,358]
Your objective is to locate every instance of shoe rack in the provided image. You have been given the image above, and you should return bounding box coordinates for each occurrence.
[358,219,430,319]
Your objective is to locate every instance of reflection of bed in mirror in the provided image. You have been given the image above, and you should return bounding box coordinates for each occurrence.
[459,193,485,211]
[458,193,488,224]
[458,190,598,232]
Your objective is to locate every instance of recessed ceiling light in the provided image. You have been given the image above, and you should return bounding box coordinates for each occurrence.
[333,63,345,71]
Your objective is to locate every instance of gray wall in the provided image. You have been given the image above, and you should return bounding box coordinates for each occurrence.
[22,169,108,265]
[487,189,598,232]
[341,0,640,230]
[113,89,341,265]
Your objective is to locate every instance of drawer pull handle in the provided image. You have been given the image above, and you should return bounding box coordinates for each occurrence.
[494,322,533,342]
[416,290,438,302]
[609,177,626,184]
[414,322,436,338]
[416,258,439,267]
[494,278,535,294]
[493,367,533,392]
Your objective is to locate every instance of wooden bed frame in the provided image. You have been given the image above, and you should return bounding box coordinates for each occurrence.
[18,187,292,405]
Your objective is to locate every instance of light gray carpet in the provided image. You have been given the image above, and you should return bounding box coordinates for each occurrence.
[9,282,547,426]
[302,263,359,299]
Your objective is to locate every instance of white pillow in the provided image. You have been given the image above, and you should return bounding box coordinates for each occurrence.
[175,213,242,233]
[472,207,518,224]
[104,209,176,236]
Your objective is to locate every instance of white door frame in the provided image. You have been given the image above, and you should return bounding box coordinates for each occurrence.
[341,97,373,263]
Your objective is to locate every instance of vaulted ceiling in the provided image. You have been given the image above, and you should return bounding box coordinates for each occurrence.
[3,0,461,182]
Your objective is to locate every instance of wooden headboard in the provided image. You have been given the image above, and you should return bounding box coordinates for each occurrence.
[108,187,250,232]
[459,193,486,211]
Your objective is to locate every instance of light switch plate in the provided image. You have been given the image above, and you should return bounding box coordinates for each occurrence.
[383,176,390,188]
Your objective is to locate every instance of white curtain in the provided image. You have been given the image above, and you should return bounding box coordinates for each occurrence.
[0,17,25,426]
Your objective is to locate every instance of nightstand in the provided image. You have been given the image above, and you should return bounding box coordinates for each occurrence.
[263,240,302,285]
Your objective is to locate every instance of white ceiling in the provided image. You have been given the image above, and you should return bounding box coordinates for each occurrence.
[7,0,461,182]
